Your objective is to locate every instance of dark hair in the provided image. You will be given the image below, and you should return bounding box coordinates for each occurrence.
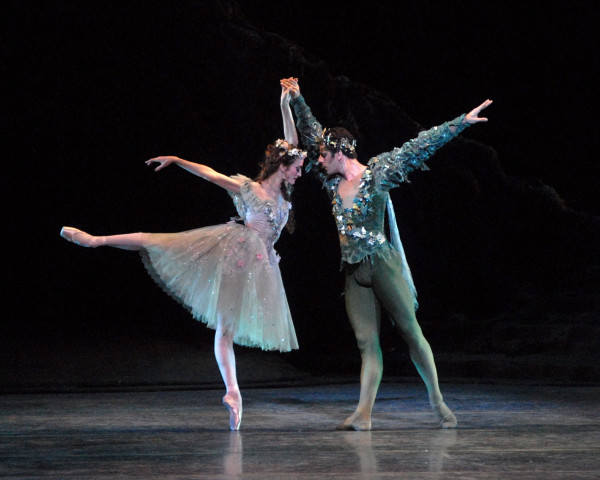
[255,140,301,233]
[322,127,358,159]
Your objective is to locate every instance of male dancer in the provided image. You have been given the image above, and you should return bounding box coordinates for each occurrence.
[281,77,492,430]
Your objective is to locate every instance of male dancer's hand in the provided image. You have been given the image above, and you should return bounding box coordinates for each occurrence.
[464,99,493,124]
[280,77,300,99]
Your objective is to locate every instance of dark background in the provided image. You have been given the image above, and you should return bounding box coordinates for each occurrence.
[3,0,599,390]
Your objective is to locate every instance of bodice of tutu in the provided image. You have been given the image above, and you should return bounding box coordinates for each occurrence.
[228,175,291,263]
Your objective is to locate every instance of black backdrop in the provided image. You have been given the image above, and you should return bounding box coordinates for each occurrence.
[3,1,599,385]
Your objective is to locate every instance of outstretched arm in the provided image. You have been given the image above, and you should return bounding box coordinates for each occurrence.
[281,82,298,145]
[373,98,494,188]
[145,156,242,193]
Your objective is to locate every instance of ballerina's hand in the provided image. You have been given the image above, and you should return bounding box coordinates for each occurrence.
[280,77,300,99]
[145,156,180,171]
[464,99,493,124]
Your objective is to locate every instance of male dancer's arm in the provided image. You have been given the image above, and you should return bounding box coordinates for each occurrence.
[373,115,471,187]
[373,99,492,188]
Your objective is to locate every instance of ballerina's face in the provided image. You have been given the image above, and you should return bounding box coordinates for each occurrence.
[282,157,304,184]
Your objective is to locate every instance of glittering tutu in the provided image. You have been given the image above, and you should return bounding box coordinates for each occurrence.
[140,222,298,352]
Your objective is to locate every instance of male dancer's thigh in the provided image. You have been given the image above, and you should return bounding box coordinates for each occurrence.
[344,264,382,340]
[370,251,420,334]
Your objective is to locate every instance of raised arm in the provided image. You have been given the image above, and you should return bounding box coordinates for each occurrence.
[281,82,298,145]
[280,77,325,174]
[280,78,322,145]
[373,99,494,189]
[145,156,242,193]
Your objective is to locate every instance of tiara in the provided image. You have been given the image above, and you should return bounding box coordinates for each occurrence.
[320,130,357,155]
[274,139,307,159]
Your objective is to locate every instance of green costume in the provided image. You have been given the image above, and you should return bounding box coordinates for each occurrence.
[291,94,468,429]
[292,94,469,305]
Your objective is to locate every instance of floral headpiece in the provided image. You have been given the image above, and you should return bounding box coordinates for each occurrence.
[320,129,357,156]
[298,123,357,172]
[274,139,307,160]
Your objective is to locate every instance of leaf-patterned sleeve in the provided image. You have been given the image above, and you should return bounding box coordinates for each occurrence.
[290,95,323,151]
[290,95,329,183]
[371,114,470,191]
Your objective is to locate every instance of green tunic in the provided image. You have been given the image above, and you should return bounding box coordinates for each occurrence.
[291,94,470,308]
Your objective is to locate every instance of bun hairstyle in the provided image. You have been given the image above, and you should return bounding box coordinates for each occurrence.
[255,139,306,233]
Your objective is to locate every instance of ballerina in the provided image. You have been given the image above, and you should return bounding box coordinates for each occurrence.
[61,100,305,430]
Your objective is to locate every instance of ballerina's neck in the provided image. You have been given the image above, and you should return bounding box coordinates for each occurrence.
[257,180,282,202]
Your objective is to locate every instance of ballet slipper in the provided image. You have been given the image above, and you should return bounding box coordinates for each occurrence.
[432,401,457,429]
[223,394,242,431]
[336,412,372,431]
[60,227,100,247]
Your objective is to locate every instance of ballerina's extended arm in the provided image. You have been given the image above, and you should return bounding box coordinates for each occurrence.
[145,156,243,193]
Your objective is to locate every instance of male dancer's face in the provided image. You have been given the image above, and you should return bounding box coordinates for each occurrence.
[318,146,341,175]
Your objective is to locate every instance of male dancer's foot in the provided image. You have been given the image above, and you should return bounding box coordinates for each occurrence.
[432,401,457,429]
[60,227,103,247]
[336,411,372,431]
[223,392,242,431]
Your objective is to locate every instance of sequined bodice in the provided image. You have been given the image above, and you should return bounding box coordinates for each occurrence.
[329,169,389,262]
[326,118,468,264]
[291,94,469,264]
[229,176,290,263]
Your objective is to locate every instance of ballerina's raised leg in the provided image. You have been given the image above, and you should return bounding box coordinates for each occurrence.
[60,227,151,251]
[61,226,244,430]
[61,226,245,430]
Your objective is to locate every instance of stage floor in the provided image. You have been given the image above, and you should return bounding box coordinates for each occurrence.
[1,382,598,479]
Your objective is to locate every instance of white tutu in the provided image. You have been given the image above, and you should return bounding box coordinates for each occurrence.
[140,176,298,352]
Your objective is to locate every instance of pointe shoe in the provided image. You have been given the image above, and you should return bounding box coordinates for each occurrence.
[432,401,457,429]
[336,414,372,431]
[60,227,98,247]
[223,394,242,431]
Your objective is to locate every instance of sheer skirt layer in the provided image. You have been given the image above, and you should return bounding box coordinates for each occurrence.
[140,223,298,352]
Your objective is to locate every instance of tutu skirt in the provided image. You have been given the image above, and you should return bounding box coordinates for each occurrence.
[140,222,298,352]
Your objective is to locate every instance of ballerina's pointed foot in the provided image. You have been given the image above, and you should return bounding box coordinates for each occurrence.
[223,394,242,431]
[433,401,457,429]
[336,413,372,431]
[60,227,100,247]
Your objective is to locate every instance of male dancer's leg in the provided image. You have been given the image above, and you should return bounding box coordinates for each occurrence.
[338,269,382,431]
[371,252,457,428]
